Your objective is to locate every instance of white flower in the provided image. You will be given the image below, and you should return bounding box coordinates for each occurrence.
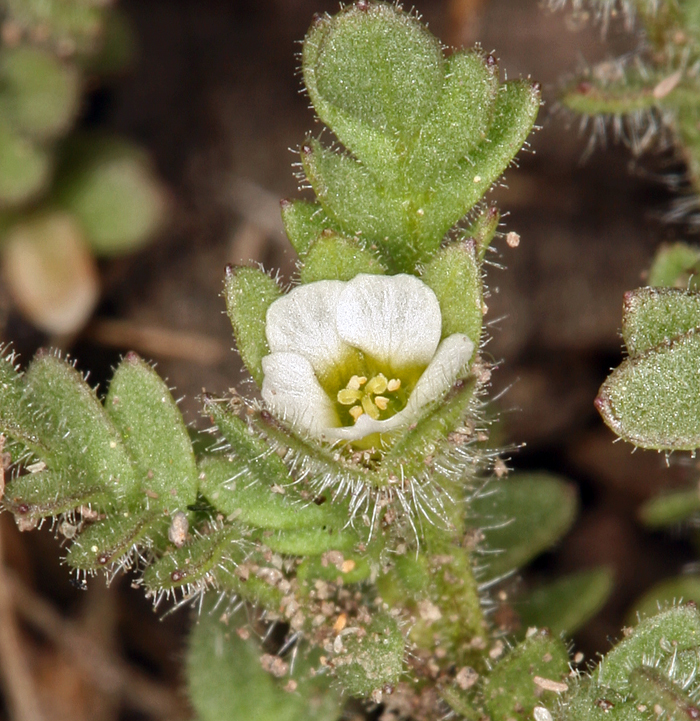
[261,274,475,443]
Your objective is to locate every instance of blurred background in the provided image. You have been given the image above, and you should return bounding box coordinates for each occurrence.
[0,0,696,719]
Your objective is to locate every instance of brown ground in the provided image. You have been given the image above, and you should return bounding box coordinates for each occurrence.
[1,1,698,718]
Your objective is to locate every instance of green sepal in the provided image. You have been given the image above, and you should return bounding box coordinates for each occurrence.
[421,239,482,343]
[628,666,699,721]
[304,3,442,142]
[223,266,282,387]
[66,509,163,571]
[622,287,700,356]
[376,376,478,496]
[263,524,360,557]
[24,353,138,502]
[469,473,578,581]
[483,630,569,721]
[628,576,700,624]
[106,353,198,511]
[4,469,109,522]
[417,79,540,248]
[517,566,614,636]
[639,486,700,527]
[142,525,245,594]
[280,199,336,257]
[298,231,385,283]
[648,242,700,289]
[596,327,700,450]
[466,205,500,261]
[333,612,404,697]
[203,397,291,488]
[0,45,81,141]
[596,605,700,690]
[407,50,499,187]
[54,135,165,256]
[198,455,337,531]
[0,119,51,207]
[187,601,342,721]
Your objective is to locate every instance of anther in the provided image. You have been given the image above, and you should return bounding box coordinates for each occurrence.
[338,389,362,405]
[366,374,387,395]
[349,406,364,422]
[346,375,366,390]
[387,378,401,392]
[374,396,389,411]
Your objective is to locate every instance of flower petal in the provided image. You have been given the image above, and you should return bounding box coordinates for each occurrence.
[405,333,475,414]
[322,333,474,442]
[261,352,339,437]
[265,280,348,375]
[335,274,441,369]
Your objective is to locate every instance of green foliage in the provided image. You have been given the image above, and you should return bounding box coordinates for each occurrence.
[468,473,578,580]
[639,485,700,527]
[300,1,540,273]
[298,231,386,283]
[518,567,615,636]
[223,266,281,387]
[629,575,700,622]
[484,631,570,721]
[188,603,343,721]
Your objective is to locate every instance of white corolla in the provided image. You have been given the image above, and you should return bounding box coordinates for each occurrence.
[261,274,475,444]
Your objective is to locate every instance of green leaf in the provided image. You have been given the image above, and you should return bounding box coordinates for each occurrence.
[305,3,442,141]
[648,242,700,289]
[300,139,411,268]
[621,287,700,356]
[24,353,138,502]
[187,602,342,721]
[203,398,292,488]
[629,666,699,721]
[564,678,653,721]
[3,0,105,55]
[333,612,404,697]
[0,46,81,141]
[596,605,700,690]
[223,266,281,387]
[484,630,569,721]
[264,524,360,557]
[628,576,700,624]
[142,525,245,594]
[421,239,482,343]
[55,136,165,256]
[106,353,198,511]
[466,204,500,261]
[469,473,578,580]
[0,351,38,451]
[517,567,614,636]
[0,120,51,207]
[4,469,109,522]
[639,486,700,527]
[280,199,336,258]
[596,327,700,450]
[66,509,162,571]
[418,80,541,246]
[407,50,499,187]
[299,231,385,283]
[198,456,339,531]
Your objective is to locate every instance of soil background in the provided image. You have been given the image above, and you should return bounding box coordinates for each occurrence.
[1,1,697,719]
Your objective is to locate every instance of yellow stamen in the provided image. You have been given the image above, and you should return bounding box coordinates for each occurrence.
[374,396,389,411]
[346,375,367,390]
[366,373,388,395]
[361,395,380,420]
[387,378,401,392]
[338,388,362,405]
[349,405,364,422]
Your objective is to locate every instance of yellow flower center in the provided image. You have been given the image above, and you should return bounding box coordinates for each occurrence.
[336,373,404,424]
